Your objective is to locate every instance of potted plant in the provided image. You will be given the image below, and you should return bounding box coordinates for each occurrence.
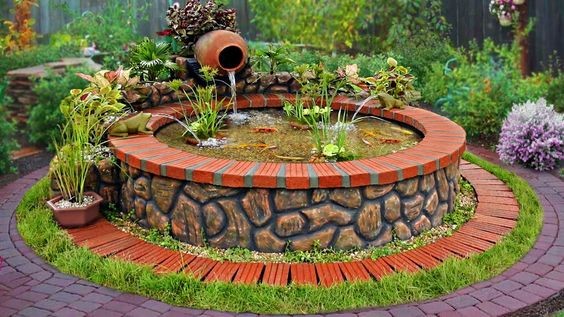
[47,69,129,227]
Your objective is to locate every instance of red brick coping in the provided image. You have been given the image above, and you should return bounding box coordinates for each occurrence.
[65,160,517,287]
[109,94,466,189]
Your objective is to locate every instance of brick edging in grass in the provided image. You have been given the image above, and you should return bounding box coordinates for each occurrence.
[109,94,466,189]
[64,160,514,287]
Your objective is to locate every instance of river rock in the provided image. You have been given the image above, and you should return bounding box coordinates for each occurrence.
[259,74,277,91]
[274,190,308,211]
[275,213,306,237]
[369,225,393,247]
[364,184,394,200]
[97,159,119,184]
[171,195,203,246]
[254,227,286,253]
[403,194,424,221]
[396,178,419,196]
[268,85,289,93]
[244,84,258,93]
[394,221,412,240]
[356,201,383,240]
[383,193,401,222]
[302,204,353,231]
[424,190,439,215]
[431,203,449,227]
[99,185,119,205]
[241,189,272,226]
[134,197,146,219]
[202,202,226,237]
[277,72,293,84]
[133,177,151,201]
[334,226,363,250]
[290,226,337,251]
[210,199,251,249]
[412,215,432,234]
[420,173,436,192]
[146,202,169,232]
[312,189,329,203]
[329,188,362,208]
[183,182,239,203]
[151,176,181,213]
[436,169,449,201]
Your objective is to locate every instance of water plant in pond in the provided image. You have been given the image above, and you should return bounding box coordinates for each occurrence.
[127,37,179,82]
[174,66,230,140]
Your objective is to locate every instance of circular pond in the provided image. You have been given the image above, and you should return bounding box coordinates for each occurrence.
[110,93,466,252]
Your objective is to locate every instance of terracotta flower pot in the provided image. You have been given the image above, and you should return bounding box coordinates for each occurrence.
[194,30,248,75]
[46,192,103,228]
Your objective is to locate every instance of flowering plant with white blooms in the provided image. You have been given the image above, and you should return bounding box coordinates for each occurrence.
[489,0,524,26]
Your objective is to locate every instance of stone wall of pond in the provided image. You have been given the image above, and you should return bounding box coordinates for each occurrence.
[119,162,460,252]
[123,58,300,111]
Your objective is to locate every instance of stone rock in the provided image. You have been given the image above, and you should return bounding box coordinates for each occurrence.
[244,84,258,93]
[254,227,286,253]
[412,215,432,234]
[448,181,456,211]
[431,203,448,227]
[356,201,383,240]
[289,79,301,93]
[274,190,308,211]
[334,226,363,250]
[128,165,142,179]
[216,85,228,95]
[239,66,253,79]
[277,72,293,84]
[259,74,277,90]
[246,73,261,85]
[202,203,226,237]
[241,189,272,226]
[121,178,135,213]
[368,225,393,247]
[402,194,424,220]
[146,202,170,232]
[312,189,329,204]
[151,176,182,213]
[138,101,152,110]
[84,166,99,192]
[183,182,239,203]
[134,197,147,219]
[290,226,337,251]
[99,185,119,205]
[420,173,436,192]
[97,158,119,184]
[236,80,246,94]
[275,213,306,237]
[383,193,401,222]
[150,86,161,104]
[267,85,289,93]
[396,178,419,196]
[394,221,412,240]
[445,162,459,180]
[436,169,449,201]
[210,199,251,249]
[154,82,172,95]
[424,190,439,215]
[171,194,203,246]
[364,184,394,200]
[160,95,171,104]
[133,177,151,201]
[329,188,362,208]
[302,204,353,231]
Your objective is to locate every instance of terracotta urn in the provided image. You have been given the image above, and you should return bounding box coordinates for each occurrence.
[46,191,103,228]
[194,30,248,75]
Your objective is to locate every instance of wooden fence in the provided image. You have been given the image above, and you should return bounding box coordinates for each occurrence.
[1,0,562,72]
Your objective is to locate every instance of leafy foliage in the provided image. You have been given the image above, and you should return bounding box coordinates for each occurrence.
[422,39,551,141]
[0,80,18,174]
[166,0,237,53]
[1,0,37,54]
[497,98,563,171]
[250,44,295,74]
[546,73,564,113]
[28,67,92,150]
[363,58,421,107]
[127,38,178,82]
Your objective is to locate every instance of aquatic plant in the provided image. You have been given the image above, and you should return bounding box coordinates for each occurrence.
[127,38,178,82]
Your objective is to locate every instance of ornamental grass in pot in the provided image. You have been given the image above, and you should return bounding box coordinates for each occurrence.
[47,69,128,228]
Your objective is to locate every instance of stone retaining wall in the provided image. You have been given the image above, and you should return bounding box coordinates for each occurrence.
[119,162,460,252]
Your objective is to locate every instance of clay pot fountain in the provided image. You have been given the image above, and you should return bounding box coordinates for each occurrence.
[194,30,249,75]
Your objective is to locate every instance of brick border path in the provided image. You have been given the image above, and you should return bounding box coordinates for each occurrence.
[1,150,563,316]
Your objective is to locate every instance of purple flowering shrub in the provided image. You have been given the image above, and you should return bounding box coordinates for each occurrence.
[497,98,563,171]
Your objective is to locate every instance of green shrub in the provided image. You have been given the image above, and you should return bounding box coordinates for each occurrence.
[547,74,564,113]
[422,39,551,142]
[0,80,18,174]
[27,67,92,150]
[0,44,80,78]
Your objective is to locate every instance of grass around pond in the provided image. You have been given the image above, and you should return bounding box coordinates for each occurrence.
[16,152,542,314]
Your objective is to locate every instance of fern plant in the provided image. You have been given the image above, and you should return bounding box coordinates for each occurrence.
[127,38,178,82]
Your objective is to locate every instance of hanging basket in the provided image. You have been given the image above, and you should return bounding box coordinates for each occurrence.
[498,14,513,27]
[513,0,525,5]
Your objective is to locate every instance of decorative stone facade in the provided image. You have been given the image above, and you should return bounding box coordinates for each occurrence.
[124,58,300,111]
[119,163,460,252]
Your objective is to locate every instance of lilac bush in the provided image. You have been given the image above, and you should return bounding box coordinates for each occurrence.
[497,98,563,171]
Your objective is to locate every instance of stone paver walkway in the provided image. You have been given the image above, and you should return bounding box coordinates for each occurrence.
[0,149,562,316]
